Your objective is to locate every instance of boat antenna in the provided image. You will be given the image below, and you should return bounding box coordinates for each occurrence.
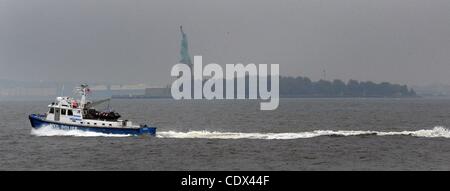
[61,85,65,97]
[107,99,111,111]
[78,84,89,109]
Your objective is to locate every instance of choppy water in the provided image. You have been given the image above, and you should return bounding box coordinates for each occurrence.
[1,98,450,170]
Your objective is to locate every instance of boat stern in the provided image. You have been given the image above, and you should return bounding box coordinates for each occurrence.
[139,125,157,136]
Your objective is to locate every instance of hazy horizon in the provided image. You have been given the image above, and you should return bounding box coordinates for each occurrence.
[1,0,450,86]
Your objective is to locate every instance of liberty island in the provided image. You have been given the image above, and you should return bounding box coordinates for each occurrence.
[171,56,280,110]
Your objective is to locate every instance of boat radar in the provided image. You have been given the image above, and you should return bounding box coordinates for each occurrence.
[29,84,156,136]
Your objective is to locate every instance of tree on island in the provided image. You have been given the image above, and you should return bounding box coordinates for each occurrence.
[278,76,416,98]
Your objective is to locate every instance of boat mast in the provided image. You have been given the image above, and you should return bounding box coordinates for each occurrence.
[79,84,88,109]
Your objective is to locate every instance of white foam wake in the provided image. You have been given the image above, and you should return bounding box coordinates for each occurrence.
[31,125,131,137]
[156,126,450,140]
[31,125,450,139]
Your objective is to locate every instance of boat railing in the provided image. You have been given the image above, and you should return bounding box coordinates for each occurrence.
[30,114,46,118]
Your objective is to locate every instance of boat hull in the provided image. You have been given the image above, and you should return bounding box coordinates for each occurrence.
[29,114,156,136]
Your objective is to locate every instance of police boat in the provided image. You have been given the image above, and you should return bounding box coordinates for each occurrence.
[29,84,156,136]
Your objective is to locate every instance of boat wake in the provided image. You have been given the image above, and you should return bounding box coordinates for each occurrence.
[31,125,450,139]
[31,125,131,137]
[156,126,450,140]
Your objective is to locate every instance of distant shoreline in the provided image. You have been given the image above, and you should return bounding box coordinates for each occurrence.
[6,96,450,102]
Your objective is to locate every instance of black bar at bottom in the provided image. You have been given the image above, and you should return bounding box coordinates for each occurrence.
[0,171,445,190]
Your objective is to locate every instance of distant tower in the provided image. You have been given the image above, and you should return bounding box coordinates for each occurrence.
[179,26,192,68]
[322,69,327,80]
[178,26,194,97]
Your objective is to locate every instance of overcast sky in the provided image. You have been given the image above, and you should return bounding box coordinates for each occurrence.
[1,0,449,86]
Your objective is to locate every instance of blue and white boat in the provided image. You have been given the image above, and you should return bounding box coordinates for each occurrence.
[29,84,156,136]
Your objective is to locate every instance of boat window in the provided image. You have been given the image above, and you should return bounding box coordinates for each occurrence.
[102,123,105,126]
[87,122,90,125]
[80,122,83,124]
[49,108,54,114]
[109,124,112,126]
[94,123,97,125]
[67,110,73,116]
[61,109,66,115]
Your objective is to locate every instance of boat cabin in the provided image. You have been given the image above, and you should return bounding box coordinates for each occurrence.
[45,96,131,128]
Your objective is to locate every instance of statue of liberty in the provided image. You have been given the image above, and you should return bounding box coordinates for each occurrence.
[179,26,192,68]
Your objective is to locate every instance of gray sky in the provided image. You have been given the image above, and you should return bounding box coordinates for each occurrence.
[1,0,449,86]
